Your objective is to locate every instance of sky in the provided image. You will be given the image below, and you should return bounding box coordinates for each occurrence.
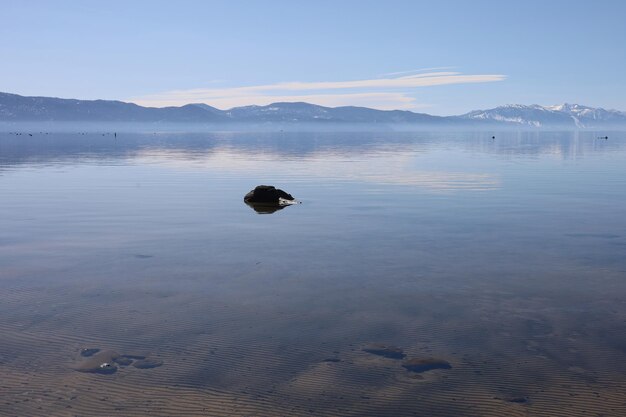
[1,0,625,115]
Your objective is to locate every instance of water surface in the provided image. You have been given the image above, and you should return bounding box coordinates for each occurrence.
[1,130,625,416]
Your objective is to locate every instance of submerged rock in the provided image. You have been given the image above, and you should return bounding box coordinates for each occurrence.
[362,343,406,359]
[402,357,451,373]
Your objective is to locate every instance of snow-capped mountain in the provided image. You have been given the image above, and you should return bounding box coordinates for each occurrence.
[461,103,626,127]
[546,103,626,127]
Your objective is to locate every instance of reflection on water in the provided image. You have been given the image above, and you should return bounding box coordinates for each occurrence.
[245,200,301,215]
[245,201,289,214]
[1,130,626,416]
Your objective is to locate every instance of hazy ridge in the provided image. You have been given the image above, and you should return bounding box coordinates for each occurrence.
[2,92,626,128]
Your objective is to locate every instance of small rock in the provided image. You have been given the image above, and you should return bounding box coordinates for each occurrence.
[97,363,116,374]
[244,185,295,204]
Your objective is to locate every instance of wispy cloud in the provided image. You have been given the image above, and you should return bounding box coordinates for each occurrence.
[377,67,456,77]
[128,71,506,110]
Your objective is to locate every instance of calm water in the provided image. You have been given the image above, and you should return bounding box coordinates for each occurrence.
[1,130,626,416]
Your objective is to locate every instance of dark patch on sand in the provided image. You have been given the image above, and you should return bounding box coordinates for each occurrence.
[362,343,406,359]
[120,354,146,360]
[74,350,120,374]
[402,357,451,373]
[80,348,100,357]
[495,395,529,404]
[132,358,163,369]
[114,356,133,366]
[74,349,161,374]
[507,397,528,403]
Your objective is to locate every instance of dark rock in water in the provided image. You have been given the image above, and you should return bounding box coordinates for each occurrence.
[80,348,100,357]
[362,343,406,359]
[244,185,298,214]
[322,358,341,363]
[244,185,295,204]
[132,358,163,369]
[402,357,451,373]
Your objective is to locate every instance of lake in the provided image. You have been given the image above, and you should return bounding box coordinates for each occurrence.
[1,130,625,416]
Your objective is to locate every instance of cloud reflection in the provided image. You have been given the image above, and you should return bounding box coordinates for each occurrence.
[134,147,500,192]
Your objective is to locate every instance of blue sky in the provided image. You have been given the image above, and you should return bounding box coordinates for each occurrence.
[2,0,625,115]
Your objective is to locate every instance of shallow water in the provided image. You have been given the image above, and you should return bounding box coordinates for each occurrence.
[1,130,626,416]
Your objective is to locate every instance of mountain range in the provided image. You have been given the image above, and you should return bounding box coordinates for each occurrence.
[1,92,625,128]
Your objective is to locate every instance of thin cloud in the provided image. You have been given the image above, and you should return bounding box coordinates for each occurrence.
[129,71,506,110]
[378,67,456,77]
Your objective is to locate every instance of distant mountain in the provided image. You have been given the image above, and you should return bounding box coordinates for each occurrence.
[0,92,227,122]
[546,103,626,127]
[461,103,626,128]
[0,92,451,125]
[1,92,625,128]
[225,102,447,124]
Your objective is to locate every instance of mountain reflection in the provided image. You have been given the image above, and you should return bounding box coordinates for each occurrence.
[1,130,622,191]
